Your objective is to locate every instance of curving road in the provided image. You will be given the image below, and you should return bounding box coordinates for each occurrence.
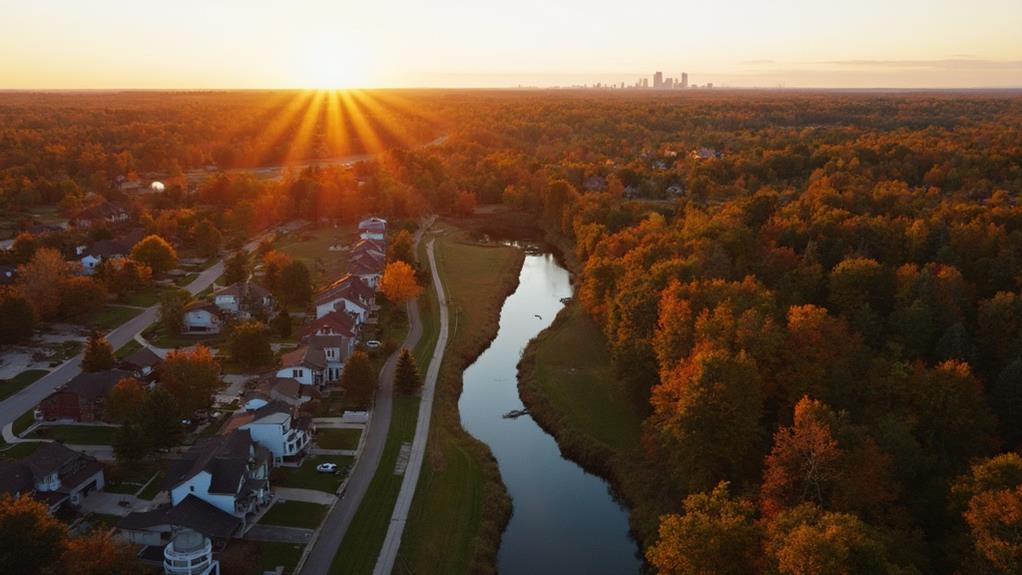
[372,238,450,575]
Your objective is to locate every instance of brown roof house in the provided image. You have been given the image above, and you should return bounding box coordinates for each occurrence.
[0,443,105,512]
[39,369,133,422]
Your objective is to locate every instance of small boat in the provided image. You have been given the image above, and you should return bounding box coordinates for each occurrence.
[503,408,530,419]
[534,314,542,319]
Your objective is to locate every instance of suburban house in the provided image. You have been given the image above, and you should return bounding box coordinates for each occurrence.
[73,201,131,228]
[351,238,386,260]
[183,302,223,334]
[276,345,326,387]
[39,369,134,422]
[212,281,275,319]
[0,443,105,512]
[117,495,239,570]
[305,335,351,383]
[314,274,375,322]
[358,216,387,241]
[119,346,163,383]
[79,228,145,275]
[162,429,271,528]
[243,377,313,409]
[222,401,312,467]
[348,253,384,290]
[302,309,358,341]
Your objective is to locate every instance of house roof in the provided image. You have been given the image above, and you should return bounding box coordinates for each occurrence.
[20,442,96,482]
[302,310,357,339]
[279,346,326,370]
[117,494,242,539]
[184,301,221,316]
[214,281,272,300]
[77,201,128,222]
[348,257,383,277]
[85,228,145,258]
[163,430,256,495]
[314,274,374,307]
[352,239,386,256]
[61,369,133,401]
[306,335,348,351]
[0,461,34,495]
[121,347,163,370]
[358,217,387,232]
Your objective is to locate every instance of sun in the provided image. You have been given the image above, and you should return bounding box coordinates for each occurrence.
[295,35,372,89]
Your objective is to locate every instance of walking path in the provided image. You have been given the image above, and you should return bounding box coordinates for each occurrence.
[299,223,431,575]
[372,239,450,575]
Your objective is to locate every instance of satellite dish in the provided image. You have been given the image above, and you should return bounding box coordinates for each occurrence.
[150,181,165,192]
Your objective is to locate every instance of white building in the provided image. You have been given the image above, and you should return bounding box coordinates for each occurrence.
[358,216,387,241]
[229,402,312,466]
[183,303,222,334]
[163,529,219,575]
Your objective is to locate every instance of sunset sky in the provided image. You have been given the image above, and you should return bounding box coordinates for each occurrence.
[1,0,1020,89]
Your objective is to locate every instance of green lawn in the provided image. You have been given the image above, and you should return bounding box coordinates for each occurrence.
[0,370,49,401]
[276,455,353,493]
[12,407,37,435]
[316,392,368,417]
[86,305,143,331]
[316,428,362,451]
[259,500,329,530]
[256,542,306,574]
[524,303,643,452]
[137,471,165,500]
[28,425,118,445]
[0,442,41,460]
[329,395,419,575]
[114,339,142,359]
[395,229,525,574]
[275,225,353,287]
[85,513,123,529]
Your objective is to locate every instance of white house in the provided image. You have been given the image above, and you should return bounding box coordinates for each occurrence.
[358,216,387,241]
[183,303,222,334]
[305,335,351,383]
[228,402,311,466]
[163,528,220,575]
[164,430,271,526]
[213,281,275,318]
[347,253,384,290]
[276,346,326,387]
[314,275,375,321]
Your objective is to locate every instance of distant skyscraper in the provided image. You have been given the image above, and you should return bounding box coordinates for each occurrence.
[681,72,689,88]
[653,71,663,88]
[641,78,649,88]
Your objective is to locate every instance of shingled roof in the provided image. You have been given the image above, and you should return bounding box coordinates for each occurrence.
[117,494,242,539]
[61,369,133,401]
[163,430,261,495]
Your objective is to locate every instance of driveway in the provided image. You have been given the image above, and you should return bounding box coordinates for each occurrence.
[274,488,337,506]
[245,525,315,544]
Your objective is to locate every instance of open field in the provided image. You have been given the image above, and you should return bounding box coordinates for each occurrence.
[316,428,361,451]
[28,425,118,444]
[395,228,525,574]
[274,225,353,287]
[329,395,419,575]
[86,305,144,332]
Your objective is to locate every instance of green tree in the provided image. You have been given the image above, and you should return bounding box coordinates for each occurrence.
[81,331,114,372]
[139,387,183,450]
[387,229,416,265]
[223,250,249,285]
[114,419,148,464]
[395,348,421,394]
[340,351,376,406]
[272,307,292,338]
[279,260,312,307]
[159,289,191,334]
[58,276,108,321]
[0,287,36,344]
[228,321,273,370]
[130,234,178,277]
[191,220,222,258]
[159,345,220,416]
[646,482,761,575]
[0,494,66,575]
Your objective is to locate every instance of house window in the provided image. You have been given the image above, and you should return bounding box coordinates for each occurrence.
[292,369,301,378]
[190,485,195,492]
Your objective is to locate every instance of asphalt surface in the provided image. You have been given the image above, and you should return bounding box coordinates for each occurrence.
[371,239,449,575]
[299,223,433,575]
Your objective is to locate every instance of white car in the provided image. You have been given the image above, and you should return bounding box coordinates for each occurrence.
[316,463,339,473]
[365,340,382,349]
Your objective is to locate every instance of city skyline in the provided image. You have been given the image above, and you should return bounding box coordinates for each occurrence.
[1,0,1021,89]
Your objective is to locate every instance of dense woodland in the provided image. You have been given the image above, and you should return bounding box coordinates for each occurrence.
[3,90,1022,573]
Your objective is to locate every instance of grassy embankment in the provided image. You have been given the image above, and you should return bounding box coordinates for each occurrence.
[394,226,525,574]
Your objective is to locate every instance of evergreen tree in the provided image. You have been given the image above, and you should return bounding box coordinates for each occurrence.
[340,351,376,407]
[223,250,249,285]
[114,419,148,464]
[139,387,183,450]
[272,307,292,339]
[81,331,114,372]
[395,348,421,394]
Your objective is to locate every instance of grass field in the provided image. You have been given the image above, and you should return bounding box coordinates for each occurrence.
[394,228,525,574]
[12,407,37,435]
[523,303,642,452]
[86,305,143,331]
[137,471,165,500]
[275,225,353,287]
[260,500,329,530]
[316,428,362,450]
[329,395,419,575]
[28,425,118,444]
[114,338,142,359]
[0,369,48,401]
[0,442,41,459]
[276,455,353,493]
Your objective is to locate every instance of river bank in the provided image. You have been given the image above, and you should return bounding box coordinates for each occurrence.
[395,225,524,574]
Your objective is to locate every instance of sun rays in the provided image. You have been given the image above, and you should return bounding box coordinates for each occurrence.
[228,88,435,171]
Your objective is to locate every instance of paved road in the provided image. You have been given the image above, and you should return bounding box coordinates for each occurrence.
[372,239,450,575]
[0,232,269,429]
[300,223,433,575]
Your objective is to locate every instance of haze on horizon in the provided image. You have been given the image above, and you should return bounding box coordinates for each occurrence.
[1,0,1020,90]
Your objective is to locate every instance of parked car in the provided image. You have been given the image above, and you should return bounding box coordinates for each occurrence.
[316,462,339,473]
[365,340,382,349]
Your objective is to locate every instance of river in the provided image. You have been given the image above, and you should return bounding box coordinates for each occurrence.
[458,249,641,574]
